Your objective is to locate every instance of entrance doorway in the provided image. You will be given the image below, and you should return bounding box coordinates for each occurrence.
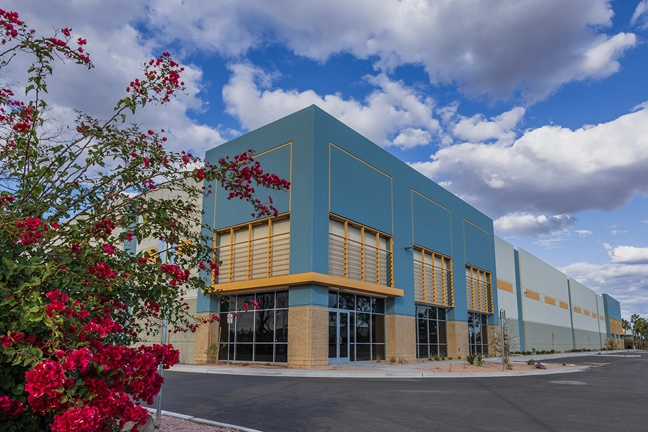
[329,311,350,363]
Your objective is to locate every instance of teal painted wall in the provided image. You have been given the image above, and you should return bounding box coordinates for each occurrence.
[411,192,452,257]
[200,105,498,324]
[602,294,622,337]
[214,144,291,229]
[329,146,392,235]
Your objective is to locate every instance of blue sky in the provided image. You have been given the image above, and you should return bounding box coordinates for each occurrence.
[7,0,648,319]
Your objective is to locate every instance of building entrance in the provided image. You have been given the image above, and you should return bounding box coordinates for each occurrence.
[328,311,350,363]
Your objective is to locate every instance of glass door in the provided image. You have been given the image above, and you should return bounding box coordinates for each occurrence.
[328,311,350,364]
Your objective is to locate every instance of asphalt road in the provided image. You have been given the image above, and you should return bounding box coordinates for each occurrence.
[152,354,647,432]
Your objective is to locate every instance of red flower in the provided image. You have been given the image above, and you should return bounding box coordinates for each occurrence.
[102,244,115,255]
[61,27,71,37]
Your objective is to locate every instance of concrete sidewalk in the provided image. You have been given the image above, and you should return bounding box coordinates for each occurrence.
[169,350,639,379]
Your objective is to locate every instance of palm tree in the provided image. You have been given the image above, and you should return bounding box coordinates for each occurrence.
[631,314,641,349]
[622,318,631,343]
[638,318,648,350]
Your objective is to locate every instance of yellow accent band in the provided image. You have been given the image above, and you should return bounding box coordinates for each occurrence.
[544,295,556,306]
[559,301,569,310]
[497,280,514,293]
[574,306,582,314]
[210,272,404,297]
[525,290,540,301]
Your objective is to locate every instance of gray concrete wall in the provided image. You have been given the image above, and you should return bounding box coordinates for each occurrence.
[503,318,521,352]
[524,322,573,352]
[573,328,603,350]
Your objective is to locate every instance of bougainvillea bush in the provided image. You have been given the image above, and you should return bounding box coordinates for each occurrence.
[0,9,289,431]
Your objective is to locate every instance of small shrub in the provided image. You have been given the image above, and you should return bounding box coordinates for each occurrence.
[526,358,535,365]
[506,363,513,370]
[448,357,453,360]
[205,343,219,364]
[398,357,405,364]
[428,355,434,361]
[389,356,396,364]
[434,356,441,361]
[457,355,462,359]
[441,356,446,360]
[477,355,483,366]
[376,355,383,363]
[466,354,476,365]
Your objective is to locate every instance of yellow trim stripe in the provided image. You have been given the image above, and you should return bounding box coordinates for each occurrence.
[210,272,404,297]
[525,290,540,301]
[497,280,514,293]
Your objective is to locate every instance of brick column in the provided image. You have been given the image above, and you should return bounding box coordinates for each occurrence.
[447,321,469,358]
[287,306,329,368]
[193,313,219,364]
[386,314,416,361]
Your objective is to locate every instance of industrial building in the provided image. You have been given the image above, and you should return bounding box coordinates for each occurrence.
[169,105,624,367]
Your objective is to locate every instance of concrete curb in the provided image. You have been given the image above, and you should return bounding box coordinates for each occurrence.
[169,364,589,379]
[167,351,640,379]
[144,407,263,432]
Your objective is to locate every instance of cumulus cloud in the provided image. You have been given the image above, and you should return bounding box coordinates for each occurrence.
[608,246,648,264]
[631,0,648,29]
[450,107,525,145]
[3,0,225,156]
[410,104,648,217]
[222,63,440,147]
[144,0,637,101]
[574,230,593,237]
[561,261,648,317]
[494,213,576,237]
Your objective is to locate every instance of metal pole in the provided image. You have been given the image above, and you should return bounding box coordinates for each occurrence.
[552,333,555,352]
[156,316,167,421]
[500,309,506,371]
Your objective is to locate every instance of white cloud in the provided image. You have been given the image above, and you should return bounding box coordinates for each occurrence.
[603,243,613,250]
[574,230,593,237]
[450,107,525,145]
[392,128,432,149]
[3,0,225,157]
[494,213,576,237]
[579,33,637,79]
[222,63,440,147]
[610,229,627,236]
[608,246,648,264]
[410,104,648,217]
[631,0,648,29]
[642,220,648,224]
[144,0,636,101]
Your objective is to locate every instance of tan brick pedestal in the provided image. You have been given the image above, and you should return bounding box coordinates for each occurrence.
[193,313,219,364]
[287,306,328,368]
[386,314,416,361]
[447,321,469,358]
[487,325,498,357]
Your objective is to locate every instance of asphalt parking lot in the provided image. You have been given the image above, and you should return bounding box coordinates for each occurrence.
[152,354,646,432]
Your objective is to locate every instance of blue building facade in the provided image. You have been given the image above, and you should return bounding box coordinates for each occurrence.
[196,106,499,366]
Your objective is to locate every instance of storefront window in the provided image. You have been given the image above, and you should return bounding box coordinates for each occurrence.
[328,291,386,361]
[219,290,289,363]
[416,303,448,358]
